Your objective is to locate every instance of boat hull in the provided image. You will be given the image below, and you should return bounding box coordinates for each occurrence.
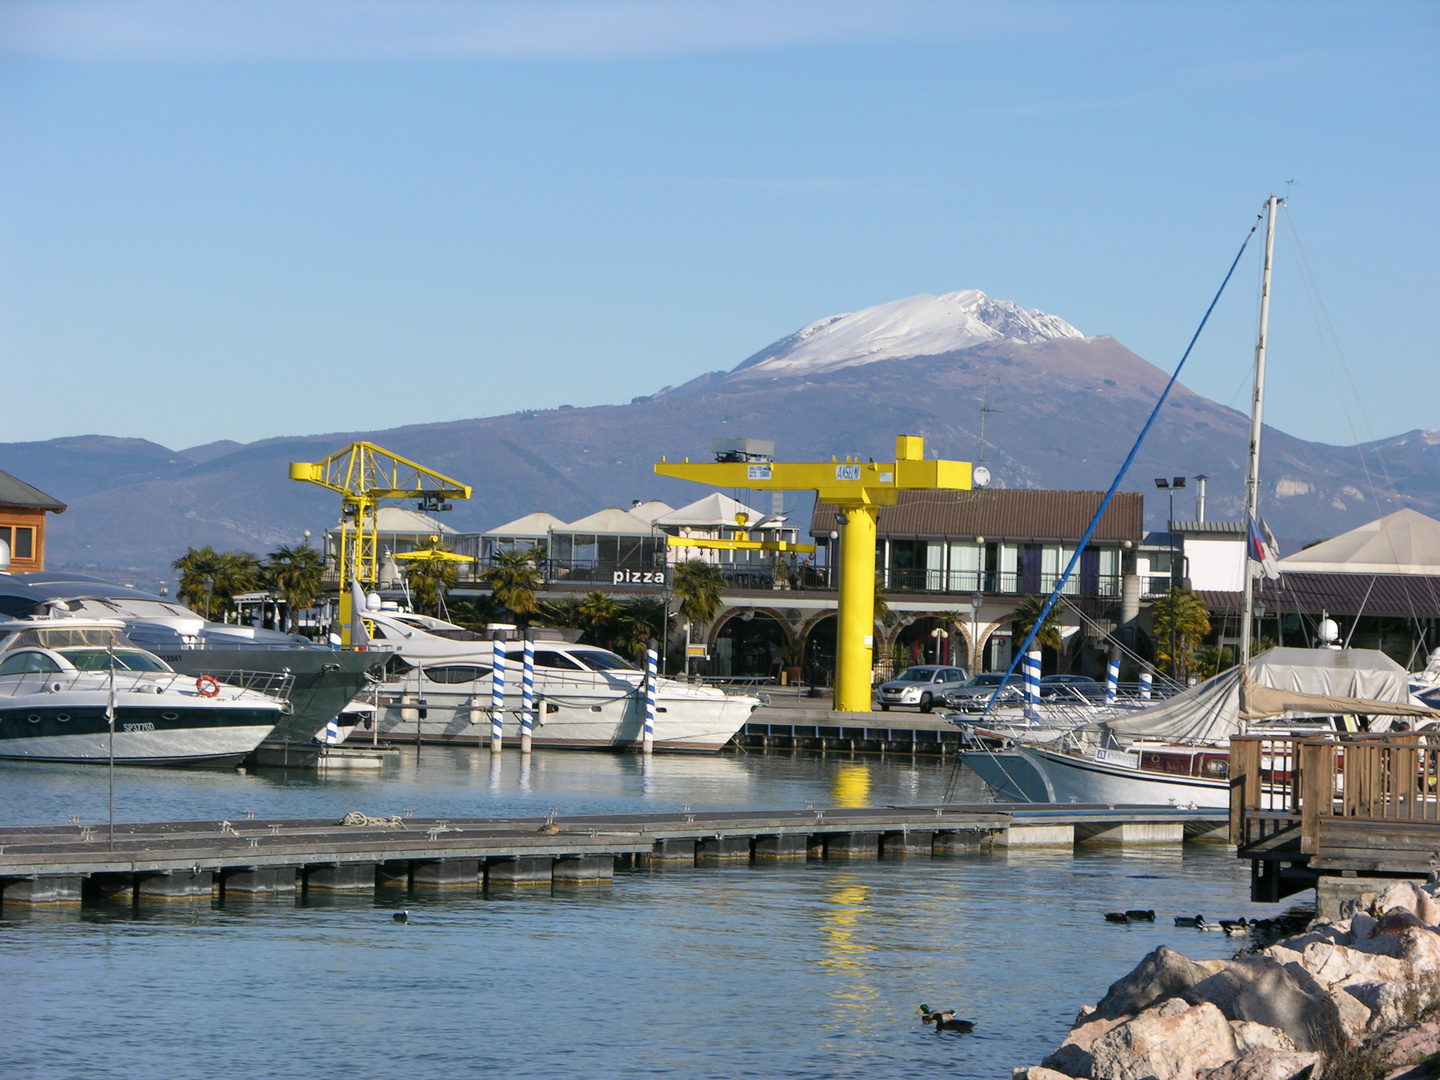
[956,750,1052,803]
[372,682,758,753]
[0,701,280,767]
[1012,744,1229,808]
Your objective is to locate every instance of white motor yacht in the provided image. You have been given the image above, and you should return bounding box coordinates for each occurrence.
[353,608,760,752]
[0,620,287,767]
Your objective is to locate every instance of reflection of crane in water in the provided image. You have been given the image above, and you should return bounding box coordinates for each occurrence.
[818,876,880,1035]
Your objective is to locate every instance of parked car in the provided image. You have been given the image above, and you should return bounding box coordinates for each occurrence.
[941,672,1023,712]
[876,665,969,712]
[1038,674,1106,701]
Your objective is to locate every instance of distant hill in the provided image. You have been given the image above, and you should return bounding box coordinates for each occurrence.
[3,290,1435,589]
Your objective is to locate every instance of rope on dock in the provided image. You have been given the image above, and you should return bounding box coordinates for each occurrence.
[339,812,404,828]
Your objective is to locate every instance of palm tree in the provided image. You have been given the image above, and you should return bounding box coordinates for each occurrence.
[481,548,544,625]
[873,575,890,624]
[578,591,623,648]
[618,597,667,661]
[265,543,325,632]
[671,560,725,627]
[536,597,585,630]
[1152,588,1211,679]
[173,546,262,621]
[1013,594,1066,653]
[404,541,460,616]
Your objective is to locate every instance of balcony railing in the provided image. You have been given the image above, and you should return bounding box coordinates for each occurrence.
[882,568,1122,597]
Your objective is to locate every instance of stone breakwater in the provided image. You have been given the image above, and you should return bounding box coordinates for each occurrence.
[1016,881,1440,1080]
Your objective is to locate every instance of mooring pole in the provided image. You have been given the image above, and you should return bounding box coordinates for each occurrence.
[521,631,534,754]
[644,639,658,754]
[107,645,116,851]
[491,631,506,754]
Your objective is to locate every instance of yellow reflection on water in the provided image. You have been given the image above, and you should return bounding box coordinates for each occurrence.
[817,875,880,1036]
[831,763,872,808]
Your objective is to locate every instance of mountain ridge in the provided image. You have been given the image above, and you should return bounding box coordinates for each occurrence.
[2,292,1434,589]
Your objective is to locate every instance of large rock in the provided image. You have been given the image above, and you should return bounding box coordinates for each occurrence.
[1303,941,1411,987]
[1372,1020,1440,1071]
[1352,912,1379,942]
[1093,947,1219,1021]
[1230,1022,1296,1057]
[1377,909,1430,937]
[1194,1050,1320,1080]
[1379,883,1424,918]
[1014,1069,1076,1080]
[1185,957,1341,1053]
[1089,1000,1238,1080]
[1043,1011,1133,1077]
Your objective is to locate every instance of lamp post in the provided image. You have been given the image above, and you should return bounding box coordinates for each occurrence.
[1154,477,1187,677]
[202,575,215,622]
[970,591,984,673]
[930,625,949,665]
[1254,600,1266,658]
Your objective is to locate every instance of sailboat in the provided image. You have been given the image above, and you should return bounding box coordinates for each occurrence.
[959,196,1440,806]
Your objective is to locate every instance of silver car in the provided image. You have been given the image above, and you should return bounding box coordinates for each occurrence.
[876,665,969,713]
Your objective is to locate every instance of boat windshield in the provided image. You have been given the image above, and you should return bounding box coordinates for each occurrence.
[573,650,638,673]
[57,648,173,673]
[0,626,134,652]
[894,668,938,682]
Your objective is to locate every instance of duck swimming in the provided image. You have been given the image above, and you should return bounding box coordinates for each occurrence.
[1174,915,1206,928]
[935,1017,975,1033]
[918,1004,955,1024]
[1125,910,1155,922]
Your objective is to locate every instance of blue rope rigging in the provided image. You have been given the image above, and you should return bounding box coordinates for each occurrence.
[954,211,1264,763]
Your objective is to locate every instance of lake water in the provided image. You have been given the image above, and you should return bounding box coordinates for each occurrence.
[1,749,1304,1079]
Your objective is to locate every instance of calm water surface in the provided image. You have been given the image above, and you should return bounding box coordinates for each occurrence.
[1,750,1302,1079]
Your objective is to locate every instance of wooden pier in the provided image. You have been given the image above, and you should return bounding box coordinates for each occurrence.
[0,803,1226,907]
[1230,733,1440,914]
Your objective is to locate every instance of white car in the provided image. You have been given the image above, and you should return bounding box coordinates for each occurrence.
[876,665,969,713]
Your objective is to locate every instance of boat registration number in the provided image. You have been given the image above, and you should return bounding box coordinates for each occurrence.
[1095,747,1140,770]
[122,723,156,733]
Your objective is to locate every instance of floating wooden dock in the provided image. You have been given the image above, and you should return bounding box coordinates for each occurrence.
[0,803,1226,907]
[1230,733,1440,915]
[737,704,966,755]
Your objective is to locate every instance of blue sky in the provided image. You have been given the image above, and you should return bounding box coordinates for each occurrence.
[1,1,1435,451]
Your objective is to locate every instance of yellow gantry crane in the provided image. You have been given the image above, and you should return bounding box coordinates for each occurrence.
[656,435,971,713]
[289,442,471,645]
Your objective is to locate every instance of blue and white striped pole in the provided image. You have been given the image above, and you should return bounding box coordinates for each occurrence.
[1024,650,1041,719]
[491,632,506,754]
[1140,670,1153,702]
[643,640,657,755]
[521,633,535,755]
[1106,658,1120,704]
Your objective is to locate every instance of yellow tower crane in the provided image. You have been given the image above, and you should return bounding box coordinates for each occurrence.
[289,442,471,645]
[655,435,971,712]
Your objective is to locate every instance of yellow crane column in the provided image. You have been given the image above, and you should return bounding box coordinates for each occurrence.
[655,435,970,712]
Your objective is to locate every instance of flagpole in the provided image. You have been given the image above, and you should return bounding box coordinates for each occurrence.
[107,643,116,851]
[1241,194,1279,665]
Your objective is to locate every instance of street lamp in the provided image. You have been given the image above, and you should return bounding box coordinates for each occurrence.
[202,575,215,622]
[1254,600,1266,657]
[930,625,949,665]
[1154,477,1187,677]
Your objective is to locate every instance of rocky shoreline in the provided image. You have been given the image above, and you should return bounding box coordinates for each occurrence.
[1016,881,1440,1080]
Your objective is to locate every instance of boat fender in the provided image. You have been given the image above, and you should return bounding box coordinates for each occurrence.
[196,675,221,698]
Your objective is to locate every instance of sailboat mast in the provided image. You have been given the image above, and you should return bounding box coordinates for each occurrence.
[1240,194,1279,664]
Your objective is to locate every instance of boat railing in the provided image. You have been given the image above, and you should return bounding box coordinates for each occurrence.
[205,669,297,705]
[1229,732,1440,848]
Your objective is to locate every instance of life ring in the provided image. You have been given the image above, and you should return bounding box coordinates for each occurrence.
[196,675,221,698]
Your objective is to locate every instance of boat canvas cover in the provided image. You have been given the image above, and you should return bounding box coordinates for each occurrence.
[1098,648,1438,746]
[1247,647,1411,702]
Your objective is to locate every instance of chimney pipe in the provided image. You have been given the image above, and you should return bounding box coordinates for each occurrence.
[1194,475,1209,523]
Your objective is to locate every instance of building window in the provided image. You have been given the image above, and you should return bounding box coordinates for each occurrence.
[0,526,34,560]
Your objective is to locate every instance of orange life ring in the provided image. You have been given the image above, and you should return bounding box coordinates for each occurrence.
[196,675,221,698]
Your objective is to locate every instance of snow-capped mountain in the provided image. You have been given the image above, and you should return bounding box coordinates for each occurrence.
[731,289,1085,379]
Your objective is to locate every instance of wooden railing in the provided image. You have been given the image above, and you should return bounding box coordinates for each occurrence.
[1230,733,1439,851]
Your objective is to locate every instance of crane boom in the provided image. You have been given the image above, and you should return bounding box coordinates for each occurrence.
[289,441,472,645]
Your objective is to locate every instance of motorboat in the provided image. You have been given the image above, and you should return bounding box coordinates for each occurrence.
[352,608,761,752]
[0,619,286,767]
[0,572,377,767]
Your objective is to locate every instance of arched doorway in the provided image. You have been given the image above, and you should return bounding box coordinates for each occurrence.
[803,615,837,687]
[713,610,788,678]
[891,616,956,671]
